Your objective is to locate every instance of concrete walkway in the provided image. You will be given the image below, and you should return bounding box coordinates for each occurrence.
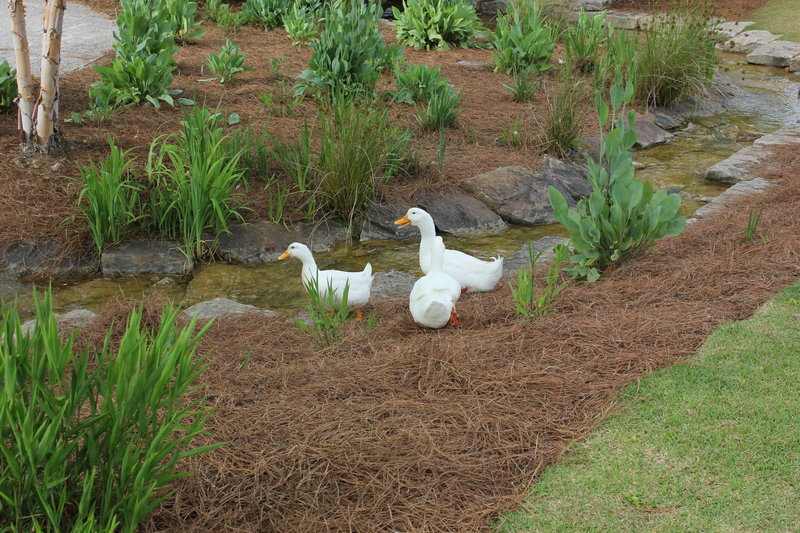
[0,1,115,74]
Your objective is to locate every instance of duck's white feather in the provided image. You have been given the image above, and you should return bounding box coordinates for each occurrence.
[409,237,461,328]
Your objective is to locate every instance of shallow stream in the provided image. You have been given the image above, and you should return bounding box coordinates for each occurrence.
[4,56,800,318]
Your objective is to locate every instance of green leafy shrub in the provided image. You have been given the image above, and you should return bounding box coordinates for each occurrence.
[295,0,399,99]
[393,0,483,50]
[492,1,555,74]
[283,3,319,46]
[147,106,246,258]
[74,138,141,254]
[563,9,609,73]
[160,0,205,43]
[415,88,462,131]
[548,80,686,281]
[511,242,570,320]
[94,0,185,109]
[242,0,285,29]
[389,63,452,104]
[634,0,717,106]
[0,288,220,532]
[0,59,17,112]
[205,39,254,83]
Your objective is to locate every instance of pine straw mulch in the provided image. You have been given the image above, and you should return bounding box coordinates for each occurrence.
[70,144,800,532]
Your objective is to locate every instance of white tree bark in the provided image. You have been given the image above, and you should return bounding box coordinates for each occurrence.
[36,0,65,149]
[8,0,36,144]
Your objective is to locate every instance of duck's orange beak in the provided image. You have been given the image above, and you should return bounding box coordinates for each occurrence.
[395,215,411,228]
[278,251,290,260]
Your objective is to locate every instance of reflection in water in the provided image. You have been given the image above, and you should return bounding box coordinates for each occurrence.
[4,56,799,318]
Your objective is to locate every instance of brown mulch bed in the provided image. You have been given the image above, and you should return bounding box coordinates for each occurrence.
[72,145,800,532]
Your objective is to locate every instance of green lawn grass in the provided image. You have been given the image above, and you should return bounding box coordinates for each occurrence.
[497,280,800,533]
[748,0,800,42]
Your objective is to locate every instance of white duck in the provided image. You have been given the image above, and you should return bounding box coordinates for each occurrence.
[278,242,373,318]
[409,237,462,328]
[395,207,504,293]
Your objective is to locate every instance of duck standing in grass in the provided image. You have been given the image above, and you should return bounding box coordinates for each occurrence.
[395,207,504,293]
[278,242,373,319]
[409,236,462,328]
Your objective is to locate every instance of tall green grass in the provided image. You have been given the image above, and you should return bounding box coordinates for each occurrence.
[148,106,246,259]
[74,137,141,254]
[0,288,220,532]
[316,99,412,236]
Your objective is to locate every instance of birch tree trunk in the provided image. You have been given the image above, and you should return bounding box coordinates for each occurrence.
[8,0,36,144]
[36,0,65,150]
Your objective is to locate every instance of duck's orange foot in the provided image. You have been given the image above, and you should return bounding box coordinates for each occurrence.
[448,307,462,327]
[354,307,364,321]
[460,287,468,295]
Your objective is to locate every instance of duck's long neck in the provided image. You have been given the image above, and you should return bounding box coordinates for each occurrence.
[416,216,437,245]
[299,256,318,284]
[430,239,445,273]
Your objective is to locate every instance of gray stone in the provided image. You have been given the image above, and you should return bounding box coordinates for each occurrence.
[573,0,611,11]
[360,202,415,242]
[101,241,192,277]
[457,60,494,71]
[690,178,772,221]
[541,155,592,199]
[154,276,176,286]
[217,221,303,264]
[718,30,781,54]
[480,1,507,15]
[746,40,800,67]
[298,220,350,252]
[790,56,800,73]
[705,122,800,184]
[714,21,755,38]
[647,108,685,130]
[370,270,417,302]
[415,190,507,235]
[21,309,97,336]
[605,12,644,30]
[1,242,94,279]
[0,1,115,74]
[464,166,576,226]
[180,297,277,322]
[503,236,571,277]
[632,115,675,149]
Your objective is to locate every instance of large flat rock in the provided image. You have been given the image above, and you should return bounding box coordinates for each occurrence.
[605,12,644,31]
[1,242,94,279]
[715,21,755,39]
[101,241,192,276]
[704,121,800,184]
[790,56,800,73]
[633,115,675,149]
[573,0,612,11]
[540,155,592,199]
[217,221,303,264]
[360,202,415,241]
[180,297,277,322]
[718,30,781,54]
[0,1,115,74]
[502,236,570,277]
[415,190,507,235]
[746,40,800,67]
[464,166,576,226]
[690,178,772,221]
[370,270,417,302]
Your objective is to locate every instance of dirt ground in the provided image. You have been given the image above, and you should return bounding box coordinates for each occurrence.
[71,143,800,532]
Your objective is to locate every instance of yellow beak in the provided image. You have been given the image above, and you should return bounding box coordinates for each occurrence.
[278,251,290,260]
[395,215,411,228]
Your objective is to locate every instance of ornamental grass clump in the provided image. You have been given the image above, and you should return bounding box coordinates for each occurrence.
[147,106,246,259]
[393,0,483,50]
[633,0,717,107]
[0,288,220,532]
[548,78,685,281]
[492,0,555,74]
[74,137,141,254]
[562,9,610,74]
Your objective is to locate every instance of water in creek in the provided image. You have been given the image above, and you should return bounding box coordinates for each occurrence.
[6,56,800,318]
